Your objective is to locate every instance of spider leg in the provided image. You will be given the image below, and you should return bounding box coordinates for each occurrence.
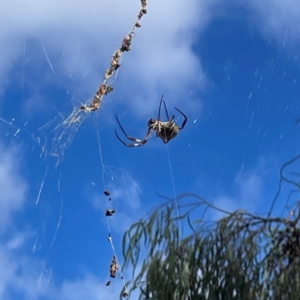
[115,115,153,147]
[174,107,188,130]
[115,114,127,136]
[140,127,154,145]
[162,97,170,120]
[158,94,164,122]
[114,130,142,147]
[156,94,165,137]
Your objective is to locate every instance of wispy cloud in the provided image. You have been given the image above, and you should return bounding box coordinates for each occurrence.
[0,143,27,231]
[251,0,300,38]
[0,236,131,299]
[56,275,125,300]
[212,163,263,220]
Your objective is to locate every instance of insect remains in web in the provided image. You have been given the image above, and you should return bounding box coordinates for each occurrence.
[115,95,188,147]
[42,1,150,165]
[103,190,128,296]
[80,0,149,113]
[106,209,115,216]
[110,255,118,278]
[104,190,111,196]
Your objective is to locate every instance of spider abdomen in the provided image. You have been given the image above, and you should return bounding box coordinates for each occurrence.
[158,125,179,143]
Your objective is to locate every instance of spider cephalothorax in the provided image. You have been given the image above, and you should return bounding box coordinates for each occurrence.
[115,95,187,147]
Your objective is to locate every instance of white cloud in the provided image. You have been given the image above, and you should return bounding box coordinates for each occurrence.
[213,195,239,220]
[0,0,211,117]
[0,235,133,300]
[212,166,263,220]
[235,169,263,204]
[122,0,212,114]
[0,199,131,300]
[0,232,50,299]
[57,275,123,300]
[0,143,27,231]
[251,0,300,36]
[1,0,299,117]
[0,144,44,299]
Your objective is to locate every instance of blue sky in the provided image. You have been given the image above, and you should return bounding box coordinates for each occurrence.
[1,0,300,299]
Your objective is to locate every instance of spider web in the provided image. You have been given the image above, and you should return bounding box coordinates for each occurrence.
[0,102,142,300]
[0,30,143,298]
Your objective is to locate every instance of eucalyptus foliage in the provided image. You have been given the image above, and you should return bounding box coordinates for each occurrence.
[121,155,300,300]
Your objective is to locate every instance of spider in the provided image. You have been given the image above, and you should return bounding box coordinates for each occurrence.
[115,95,187,147]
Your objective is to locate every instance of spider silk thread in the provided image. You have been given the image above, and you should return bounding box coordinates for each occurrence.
[96,125,129,297]
[166,145,191,299]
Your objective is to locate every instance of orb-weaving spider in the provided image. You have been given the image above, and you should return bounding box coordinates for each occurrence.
[115,95,187,147]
